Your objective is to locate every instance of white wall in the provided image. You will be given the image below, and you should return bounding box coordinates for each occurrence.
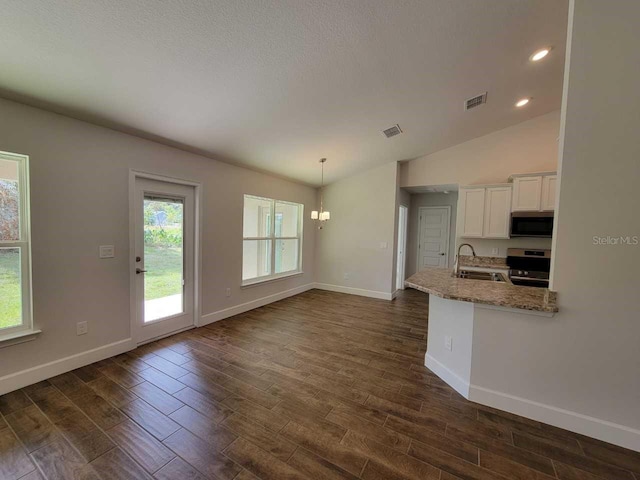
[0,97,316,383]
[400,111,560,188]
[467,0,640,451]
[315,162,398,299]
[406,192,458,276]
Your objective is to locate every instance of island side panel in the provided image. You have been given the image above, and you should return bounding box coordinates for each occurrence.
[425,295,474,397]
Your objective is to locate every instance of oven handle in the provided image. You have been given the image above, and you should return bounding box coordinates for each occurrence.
[509,276,549,282]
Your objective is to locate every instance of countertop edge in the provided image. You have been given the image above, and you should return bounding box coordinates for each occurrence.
[404,279,559,313]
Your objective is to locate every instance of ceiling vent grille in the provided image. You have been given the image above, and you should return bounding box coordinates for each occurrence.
[465,92,487,111]
[382,124,403,138]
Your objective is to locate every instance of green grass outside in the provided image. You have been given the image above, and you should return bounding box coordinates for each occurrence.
[144,245,183,301]
[0,250,21,330]
[0,245,181,329]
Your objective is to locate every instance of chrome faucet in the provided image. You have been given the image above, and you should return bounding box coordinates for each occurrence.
[454,243,476,275]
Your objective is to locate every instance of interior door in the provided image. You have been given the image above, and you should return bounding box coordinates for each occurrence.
[418,206,450,270]
[134,177,195,344]
[396,205,408,290]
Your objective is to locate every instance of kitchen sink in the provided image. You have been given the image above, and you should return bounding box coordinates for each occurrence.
[453,270,506,282]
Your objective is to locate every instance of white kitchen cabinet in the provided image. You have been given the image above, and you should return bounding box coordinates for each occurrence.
[459,188,485,237]
[510,173,557,212]
[512,176,542,211]
[483,186,512,238]
[460,185,511,239]
[541,175,557,211]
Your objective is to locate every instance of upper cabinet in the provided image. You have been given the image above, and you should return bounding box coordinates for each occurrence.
[459,188,485,237]
[510,173,557,212]
[460,185,511,239]
[541,175,557,211]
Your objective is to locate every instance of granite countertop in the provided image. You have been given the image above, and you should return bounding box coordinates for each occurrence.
[405,268,558,313]
[459,255,510,271]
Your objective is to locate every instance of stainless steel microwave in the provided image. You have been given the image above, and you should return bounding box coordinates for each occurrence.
[510,212,554,238]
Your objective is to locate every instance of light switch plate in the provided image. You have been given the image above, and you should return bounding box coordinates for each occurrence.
[99,245,115,259]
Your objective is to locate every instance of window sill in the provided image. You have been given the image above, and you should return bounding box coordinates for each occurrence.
[0,329,42,349]
[241,271,304,288]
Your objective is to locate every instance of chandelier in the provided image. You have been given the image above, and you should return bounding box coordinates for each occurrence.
[311,158,330,229]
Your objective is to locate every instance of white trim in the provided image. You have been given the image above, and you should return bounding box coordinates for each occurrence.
[417,205,451,271]
[200,283,315,326]
[391,290,398,300]
[0,329,41,349]
[0,338,135,396]
[129,170,202,337]
[241,270,304,288]
[468,384,640,453]
[314,283,393,301]
[425,353,470,397]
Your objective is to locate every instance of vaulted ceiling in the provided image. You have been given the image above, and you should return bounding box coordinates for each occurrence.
[0,0,568,185]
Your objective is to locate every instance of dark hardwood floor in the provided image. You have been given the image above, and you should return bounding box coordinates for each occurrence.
[1,289,639,479]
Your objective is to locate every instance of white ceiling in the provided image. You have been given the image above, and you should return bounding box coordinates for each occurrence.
[0,0,568,185]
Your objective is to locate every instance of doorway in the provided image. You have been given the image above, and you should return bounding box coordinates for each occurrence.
[396,205,408,290]
[131,174,199,344]
[417,206,451,270]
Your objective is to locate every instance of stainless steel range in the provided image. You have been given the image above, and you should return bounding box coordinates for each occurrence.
[506,248,551,288]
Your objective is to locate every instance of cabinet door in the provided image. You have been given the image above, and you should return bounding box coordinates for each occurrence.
[459,188,485,237]
[483,187,512,238]
[541,175,557,211]
[512,176,542,211]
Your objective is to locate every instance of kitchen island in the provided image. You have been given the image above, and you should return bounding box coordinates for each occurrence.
[405,267,558,401]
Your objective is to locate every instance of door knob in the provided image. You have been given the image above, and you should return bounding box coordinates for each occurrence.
[136,268,147,274]
[439,253,445,256]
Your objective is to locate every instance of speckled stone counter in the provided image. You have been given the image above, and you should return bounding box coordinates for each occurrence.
[405,267,558,313]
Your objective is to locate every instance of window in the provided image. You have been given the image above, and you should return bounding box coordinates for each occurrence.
[0,151,33,337]
[242,195,303,284]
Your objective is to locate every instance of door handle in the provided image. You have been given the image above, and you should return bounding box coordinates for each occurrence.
[136,268,148,274]
[439,253,446,256]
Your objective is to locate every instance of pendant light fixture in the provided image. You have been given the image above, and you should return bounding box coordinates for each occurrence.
[311,158,330,229]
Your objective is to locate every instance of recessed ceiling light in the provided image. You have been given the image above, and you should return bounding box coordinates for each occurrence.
[515,98,530,108]
[530,48,551,62]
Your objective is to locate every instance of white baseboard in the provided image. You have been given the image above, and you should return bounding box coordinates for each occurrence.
[469,384,640,453]
[0,338,135,396]
[199,283,315,327]
[425,353,470,398]
[314,283,393,301]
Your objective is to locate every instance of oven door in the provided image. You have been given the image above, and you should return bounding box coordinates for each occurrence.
[510,212,554,237]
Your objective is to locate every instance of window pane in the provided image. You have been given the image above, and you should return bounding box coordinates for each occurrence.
[275,202,300,237]
[243,196,272,237]
[0,248,22,329]
[0,159,20,242]
[243,240,272,280]
[275,239,299,274]
[143,198,184,322]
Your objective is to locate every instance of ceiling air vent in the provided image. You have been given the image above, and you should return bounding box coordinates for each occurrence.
[382,124,403,138]
[464,92,487,111]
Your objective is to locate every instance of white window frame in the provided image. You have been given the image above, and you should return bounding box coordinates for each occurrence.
[242,195,303,286]
[0,151,37,346]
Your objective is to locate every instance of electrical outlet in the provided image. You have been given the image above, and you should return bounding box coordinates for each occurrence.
[77,321,88,336]
[491,247,499,255]
[343,273,349,280]
[225,288,231,297]
[444,335,452,351]
[380,242,388,249]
